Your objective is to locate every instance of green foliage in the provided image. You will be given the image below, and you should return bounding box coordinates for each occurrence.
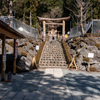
[24,43,28,46]
[62,41,72,64]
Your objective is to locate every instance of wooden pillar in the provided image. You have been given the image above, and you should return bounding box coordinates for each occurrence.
[13,39,16,74]
[62,20,65,41]
[43,21,46,41]
[1,35,6,81]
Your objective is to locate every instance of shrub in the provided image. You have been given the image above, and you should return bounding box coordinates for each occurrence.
[21,51,27,57]
[90,67,97,72]
[95,43,100,50]
[33,42,39,46]
[62,41,72,64]
[29,39,33,43]
[83,57,90,62]
[30,47,34,50]
[8,41,14,47]
[6,49,9,52]
[24,43,27,46]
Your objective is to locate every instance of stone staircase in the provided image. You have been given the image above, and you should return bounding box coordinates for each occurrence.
[39,41,68,68]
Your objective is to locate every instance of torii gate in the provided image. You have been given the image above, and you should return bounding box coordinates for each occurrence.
[37,16,70,41]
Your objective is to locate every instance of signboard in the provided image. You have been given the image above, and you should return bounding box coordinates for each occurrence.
[3,62,6,71]
[4,46,6,55]
[15,42,18,58]
[3,55,6,61]
[3,46,6,70]
[36,45,39,51]
[88,53,94,58]
[2,46,6,61]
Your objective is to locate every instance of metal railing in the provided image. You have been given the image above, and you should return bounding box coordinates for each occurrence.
[69,19,100,38]
[0,16,38,38]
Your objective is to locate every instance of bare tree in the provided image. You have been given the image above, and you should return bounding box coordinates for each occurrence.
[66,0,92,36]
[43,6,62,18]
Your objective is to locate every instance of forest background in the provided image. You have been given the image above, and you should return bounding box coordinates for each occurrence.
[0,0,100,32]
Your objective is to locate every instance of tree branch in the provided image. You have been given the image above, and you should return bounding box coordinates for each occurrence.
[66,7,79,18]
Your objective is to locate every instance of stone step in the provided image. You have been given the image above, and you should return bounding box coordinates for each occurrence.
[39,41,68,68]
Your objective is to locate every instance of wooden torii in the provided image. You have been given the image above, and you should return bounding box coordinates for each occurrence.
[37,16,70,41]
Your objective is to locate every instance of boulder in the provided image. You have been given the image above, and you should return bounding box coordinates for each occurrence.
[91,63,100,71]
[86,46,98,51]
[17,56,31,71]
[76,55,86,71]
[80,48,89,57]
[5,44,13,54]
[17,39,26,47]
[70,49,76,55]
[80,42,87,47]
[27,54,33,61]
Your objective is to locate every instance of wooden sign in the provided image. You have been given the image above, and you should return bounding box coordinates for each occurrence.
[36,45,39,51]
[88,53,94,58]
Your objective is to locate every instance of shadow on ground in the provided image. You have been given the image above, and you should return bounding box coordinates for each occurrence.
[0,69,100,100]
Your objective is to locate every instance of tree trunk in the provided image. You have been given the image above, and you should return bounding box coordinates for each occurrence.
[9,0,13,16]
[30,11,32,26]
[80,6,84,36]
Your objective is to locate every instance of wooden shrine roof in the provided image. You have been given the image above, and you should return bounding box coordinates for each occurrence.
[0,20,25,39]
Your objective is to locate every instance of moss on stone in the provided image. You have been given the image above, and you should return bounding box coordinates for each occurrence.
[83,57,90,62]
[21,51,27,57]
[90,67,97,72]
[95,43,100,50]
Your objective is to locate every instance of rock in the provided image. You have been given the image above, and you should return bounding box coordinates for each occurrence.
[76,55,85,71]
[28,50,34,55]
[77,48,82,53]
[70,49,76,55]
[96,50,100,58]
[5,44,13,54]
[17,56,31,71]
[20,56,31,67]
[93,37,100,44]
[80,42,87,47]
[24,42,33,51]
[27,54,33,61]
[86,46,98,51]
[17,39,26,47]
[18,47,26,55]
[17,61,30,71]
[80,48,89,57]
[91,63,100,71]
